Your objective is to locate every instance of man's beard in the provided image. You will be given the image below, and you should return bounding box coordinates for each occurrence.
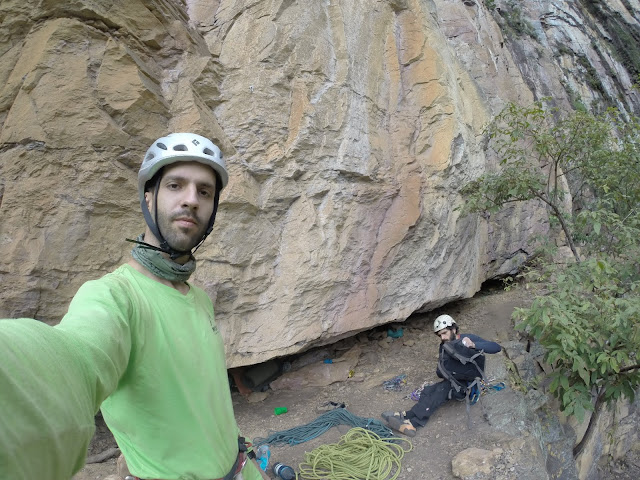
[157,209,208,252]
[441,332,455,343]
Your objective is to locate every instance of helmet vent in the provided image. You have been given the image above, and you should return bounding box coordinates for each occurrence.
[203,148,216,156]
[156,142,167,150]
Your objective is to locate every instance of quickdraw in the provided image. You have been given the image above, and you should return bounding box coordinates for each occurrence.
[468,379,506,405]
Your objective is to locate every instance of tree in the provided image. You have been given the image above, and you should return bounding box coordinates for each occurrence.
[461,101,615,261]
[461,101,640,457]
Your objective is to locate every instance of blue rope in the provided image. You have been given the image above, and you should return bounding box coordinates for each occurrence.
[254,408,394,446]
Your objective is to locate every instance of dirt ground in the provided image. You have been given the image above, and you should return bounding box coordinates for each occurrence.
[73,283,639,480]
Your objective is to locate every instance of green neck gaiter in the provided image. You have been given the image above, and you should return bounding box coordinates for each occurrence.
[131,234,196,283]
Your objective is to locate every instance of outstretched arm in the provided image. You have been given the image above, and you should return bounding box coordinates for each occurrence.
[0,278,132,480]
[460,334,502,353]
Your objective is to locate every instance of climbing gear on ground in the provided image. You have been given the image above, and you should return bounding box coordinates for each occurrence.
[408,381,433,401]
[135,133,228,259]
[129,234,196,282]
[298,427,413,480]
[316,400,346,412]
[433,314,456,333]
[386,327,403,338]
[382,374,407,391]
[472,378,506,404]
[253,408,393,446]
[480,378,506,393]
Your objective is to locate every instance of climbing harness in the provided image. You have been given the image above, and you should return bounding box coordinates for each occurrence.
[409,377,505,404]
[253,408,394,446]
[123,437,250,480]
[221,437,251,480]
[436,339,497,429]
[297,427,413,480]
[438,340,486,392]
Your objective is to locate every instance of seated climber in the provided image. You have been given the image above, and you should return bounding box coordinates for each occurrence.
[381,314,502,437]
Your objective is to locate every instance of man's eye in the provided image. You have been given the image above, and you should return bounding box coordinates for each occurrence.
[200,190,212,197]
[167,183,179,189]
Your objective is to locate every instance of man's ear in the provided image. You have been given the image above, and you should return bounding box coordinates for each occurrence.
[144,190,154,211]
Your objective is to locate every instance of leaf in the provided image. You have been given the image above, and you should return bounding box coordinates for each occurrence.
[611,358,620,373]
[577,365,590,386]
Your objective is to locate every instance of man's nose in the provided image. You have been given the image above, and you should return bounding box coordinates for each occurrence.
[181,184,200,208]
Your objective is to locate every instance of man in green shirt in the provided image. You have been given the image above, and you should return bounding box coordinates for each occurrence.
[0,133,265,480]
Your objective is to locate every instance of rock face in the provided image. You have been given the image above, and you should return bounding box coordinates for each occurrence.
[1,0,639,366]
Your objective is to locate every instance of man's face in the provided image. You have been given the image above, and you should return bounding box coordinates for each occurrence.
[436,328,455,343]
[146,161,217,252]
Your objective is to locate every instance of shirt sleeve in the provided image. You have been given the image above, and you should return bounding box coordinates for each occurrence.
[463,333,502,354]
[0,277,133,480]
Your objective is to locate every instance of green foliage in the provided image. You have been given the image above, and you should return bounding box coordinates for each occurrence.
[562,82,588,113]
[514,259,640,422]
[572,110,640,259]
[461,101,640,427]
[462,101,640,261]
[497,1,538,40]
[579,0,640,79]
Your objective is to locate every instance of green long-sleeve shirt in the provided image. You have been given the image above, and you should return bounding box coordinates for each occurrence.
[0,264,261,480]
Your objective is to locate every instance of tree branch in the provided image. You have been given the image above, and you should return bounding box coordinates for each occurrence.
[620,364,640,374]
[574,388,605,457]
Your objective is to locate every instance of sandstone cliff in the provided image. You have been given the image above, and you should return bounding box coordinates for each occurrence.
[1,0,639,367]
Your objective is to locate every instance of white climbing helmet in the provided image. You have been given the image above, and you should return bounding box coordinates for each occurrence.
[433,314,456,333]
[138,132,229,203]
[135,133,229,258]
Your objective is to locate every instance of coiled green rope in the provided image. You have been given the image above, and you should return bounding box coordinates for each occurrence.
[298,427,413,480]
[254,408,394,446]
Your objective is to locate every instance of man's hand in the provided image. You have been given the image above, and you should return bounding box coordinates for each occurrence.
[462,337,475,349]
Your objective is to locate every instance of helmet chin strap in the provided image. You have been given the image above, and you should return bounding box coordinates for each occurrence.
[131,176,222,260]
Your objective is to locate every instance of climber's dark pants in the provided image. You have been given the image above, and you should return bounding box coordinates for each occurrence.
[404,380,465,428]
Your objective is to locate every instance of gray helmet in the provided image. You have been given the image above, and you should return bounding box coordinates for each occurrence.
[433,314,456,333]
[136,133,228,258]
[138,132,228,203]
